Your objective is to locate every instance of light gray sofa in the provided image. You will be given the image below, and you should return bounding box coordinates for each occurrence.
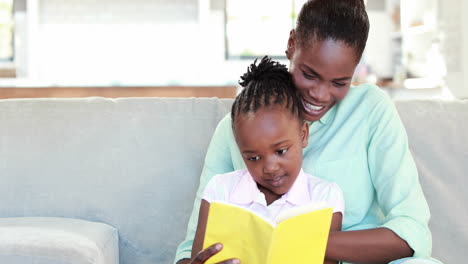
[0,97,466,264]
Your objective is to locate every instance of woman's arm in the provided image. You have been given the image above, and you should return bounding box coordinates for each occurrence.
[324,212,342,264]
[365,89,430,259]
[323,87,428,263]
[326,228,413,264]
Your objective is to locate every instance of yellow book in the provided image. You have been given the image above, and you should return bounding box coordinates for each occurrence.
[203,201,333,264]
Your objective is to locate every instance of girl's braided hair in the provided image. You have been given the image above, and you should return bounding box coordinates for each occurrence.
[231,56,303,130]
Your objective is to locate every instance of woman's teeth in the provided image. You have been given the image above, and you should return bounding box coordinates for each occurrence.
[306,103,325,111]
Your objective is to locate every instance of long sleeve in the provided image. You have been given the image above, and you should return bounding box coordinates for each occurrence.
[366,90,432,258]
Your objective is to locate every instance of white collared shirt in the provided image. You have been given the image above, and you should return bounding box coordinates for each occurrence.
[202,169,344,223]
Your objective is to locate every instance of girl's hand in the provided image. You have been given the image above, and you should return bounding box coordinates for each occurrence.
[187,202,239,264]
[189,243,240,264]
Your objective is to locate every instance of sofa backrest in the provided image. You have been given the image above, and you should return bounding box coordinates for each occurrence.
[0,97,466,264]
[0,97,233,264]
[395,99,468,264]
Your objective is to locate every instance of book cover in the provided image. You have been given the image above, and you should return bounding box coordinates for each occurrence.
[203,201,333,264]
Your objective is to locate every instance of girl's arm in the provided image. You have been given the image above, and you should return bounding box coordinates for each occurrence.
[324,212,342,264]
[192,200,210,258]
[179,199,239,264]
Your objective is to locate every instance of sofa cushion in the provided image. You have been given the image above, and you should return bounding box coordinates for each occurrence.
[0,217,119,264]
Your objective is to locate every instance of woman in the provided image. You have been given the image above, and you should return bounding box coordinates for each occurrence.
[175,1,440,263]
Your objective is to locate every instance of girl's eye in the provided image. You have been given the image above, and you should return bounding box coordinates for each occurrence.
[247,156,260,161]
[277,148,288,155]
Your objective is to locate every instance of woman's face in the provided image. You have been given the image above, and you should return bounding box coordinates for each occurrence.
[287,36,359,122]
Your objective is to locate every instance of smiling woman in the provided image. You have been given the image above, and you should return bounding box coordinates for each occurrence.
[287,38,358,122]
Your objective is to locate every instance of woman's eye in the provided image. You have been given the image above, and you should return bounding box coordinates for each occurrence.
[277,149,288,155]
[333,81,346,87]
[247,156,260,161]
[303,72,316,80]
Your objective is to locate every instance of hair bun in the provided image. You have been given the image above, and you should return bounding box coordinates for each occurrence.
[238,56,287,88]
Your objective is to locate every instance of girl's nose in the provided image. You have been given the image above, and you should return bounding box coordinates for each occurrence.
[263,157,280,173]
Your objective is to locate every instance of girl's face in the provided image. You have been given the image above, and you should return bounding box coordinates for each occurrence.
[234,106,309,204]
[287,35,359,122]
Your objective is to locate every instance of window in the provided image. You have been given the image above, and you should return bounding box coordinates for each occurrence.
[225,0,307,59]
[0,0,14,62]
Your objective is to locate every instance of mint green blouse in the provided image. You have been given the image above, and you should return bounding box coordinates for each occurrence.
[175,84,431,262]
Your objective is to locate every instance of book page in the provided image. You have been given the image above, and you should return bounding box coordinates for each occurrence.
[275,201,329,224]
[203,202,273,264]
[268,207,333,264]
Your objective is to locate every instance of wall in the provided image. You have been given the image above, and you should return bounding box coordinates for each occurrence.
[6,0,468,99]
[440,0,467,99]
[463,0,468,99]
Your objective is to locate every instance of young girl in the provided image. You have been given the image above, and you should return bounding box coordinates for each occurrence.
[191,57,344,264]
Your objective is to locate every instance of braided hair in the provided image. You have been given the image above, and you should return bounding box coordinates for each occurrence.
[231,56,303,130]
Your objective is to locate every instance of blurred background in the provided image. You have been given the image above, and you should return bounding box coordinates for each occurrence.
[0,0,467,99]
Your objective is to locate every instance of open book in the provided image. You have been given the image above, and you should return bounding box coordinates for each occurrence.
[203,201,333,264]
